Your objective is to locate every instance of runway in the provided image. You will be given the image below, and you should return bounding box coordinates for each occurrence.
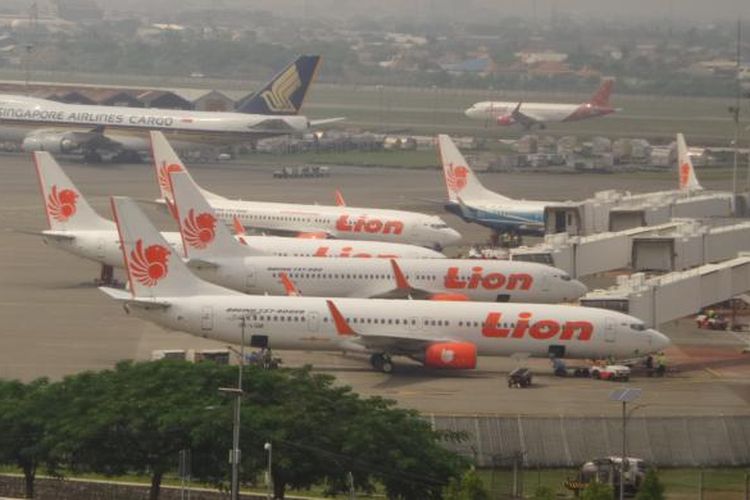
[1,152,748,417]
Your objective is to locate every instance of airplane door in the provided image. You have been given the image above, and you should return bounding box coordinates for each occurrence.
[201,306,213,331]
[245,265,256,289]
[307,312,319,332]
[605,317,616,343]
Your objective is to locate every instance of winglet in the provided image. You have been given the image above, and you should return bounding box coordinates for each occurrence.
[232,216,246,235]
[389,259,411,290]
[326,300,356,336]
[335,189,346,207]
[278,272,301,296]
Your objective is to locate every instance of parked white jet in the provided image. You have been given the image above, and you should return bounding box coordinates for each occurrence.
[438,134,550,235]
[465,79,617,130]
[101,196,670,372]
[169,170,586,302]
[30,152,443,281]
[151,131,462,249]
[3,56,339,161]
[438,133,705,236]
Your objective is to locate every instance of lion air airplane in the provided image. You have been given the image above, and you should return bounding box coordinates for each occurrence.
[168,169,587,302]
[464,79,617,129]
[439,134,550,235]
[151,131,462,249]
[1,55,340,161]
[677,133,703,193]
[101,196,670,372]
[30,152,443,282]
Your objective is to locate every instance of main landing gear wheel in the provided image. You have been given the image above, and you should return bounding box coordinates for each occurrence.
[370,353,394,373]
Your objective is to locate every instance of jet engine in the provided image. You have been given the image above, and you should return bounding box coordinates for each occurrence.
[22,133,79,153]
[423,342,477,369]
[496,115,515,126]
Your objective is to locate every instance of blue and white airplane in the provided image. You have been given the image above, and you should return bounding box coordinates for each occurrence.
[438,134,549,236]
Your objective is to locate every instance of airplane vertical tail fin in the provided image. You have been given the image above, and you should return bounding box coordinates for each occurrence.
[437,134,507,203]
[33,151,114,231]
[677,133,703,192]
[169,171,251,259]
[110,196,234,299]
[149,131,224,206]
[589,78,614,107]
[235,55,321,115]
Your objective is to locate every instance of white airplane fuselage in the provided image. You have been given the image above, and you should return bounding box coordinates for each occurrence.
[130,294,669,361]
[42,229,444,268]
[0,94,310,153]
[193,256,587,303]
[465,101,615,125]
[209,199,462,249]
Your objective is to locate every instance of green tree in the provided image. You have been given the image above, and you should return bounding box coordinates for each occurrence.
[444,467,490,500]
[635,469,665,500]
[581,481,614,500]
[0,378,54,498]
[48,361,241,500]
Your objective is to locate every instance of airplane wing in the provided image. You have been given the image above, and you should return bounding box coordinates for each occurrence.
[310,117,346,127]
[186,259,220,270]
[27,126,123,152]
[369,260,468,301]
[326,300,455,354]
[12,229,75,240]
[98,287,172,309]
[510,103,545,129]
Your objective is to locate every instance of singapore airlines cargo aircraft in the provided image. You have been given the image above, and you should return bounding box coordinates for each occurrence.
[438,133,703,236]
[1,55,339,161]
[31,151,443,282]
[101,196,670,372]
[464,79,616,129]
[152,131,462,249]
[168,169,587,302]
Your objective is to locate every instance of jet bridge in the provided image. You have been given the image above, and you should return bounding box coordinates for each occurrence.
[512,219,750,278]
[545,189,735,237]
[510,221,687,278]
[579,254,750,328]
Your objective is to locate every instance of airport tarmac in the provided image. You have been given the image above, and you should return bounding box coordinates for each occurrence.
[1,152,748,417]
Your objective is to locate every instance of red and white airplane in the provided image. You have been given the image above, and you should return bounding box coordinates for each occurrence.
[464,79,617,130]
[101,196,670,372]
[169,169,587,302]
[30,152,444,281]
[150,131,462,250]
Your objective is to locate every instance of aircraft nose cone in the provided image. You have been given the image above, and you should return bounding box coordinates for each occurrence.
[572,279,588,298]
[464,107,477,119]
[649,329,671,352]
[442,227,462,247]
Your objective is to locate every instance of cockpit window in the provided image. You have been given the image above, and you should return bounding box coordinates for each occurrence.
[429,223,450,229]
[558,273,572,281]
[630,323,646,331]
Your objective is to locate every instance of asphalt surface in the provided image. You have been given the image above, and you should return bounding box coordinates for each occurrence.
[1,152,748,417]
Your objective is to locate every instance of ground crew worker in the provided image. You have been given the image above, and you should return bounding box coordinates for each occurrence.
[655,352,667,376]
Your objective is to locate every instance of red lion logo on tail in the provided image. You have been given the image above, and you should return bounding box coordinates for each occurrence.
[129,239,171,287]
[679,162,691,189]
[183,209,217,249]
[47,185,78,222]
[446,163,469,193]
[158,162,182,195]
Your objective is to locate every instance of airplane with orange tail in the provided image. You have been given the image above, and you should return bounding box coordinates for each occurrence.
[169,169,587,303]
[465,79,618,130]
[99,196,669,373]
[150,131,461,250]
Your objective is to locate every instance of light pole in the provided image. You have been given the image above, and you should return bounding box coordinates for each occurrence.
[609,388,642,500]
[264,442,273,499]
[219,316,247,500]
